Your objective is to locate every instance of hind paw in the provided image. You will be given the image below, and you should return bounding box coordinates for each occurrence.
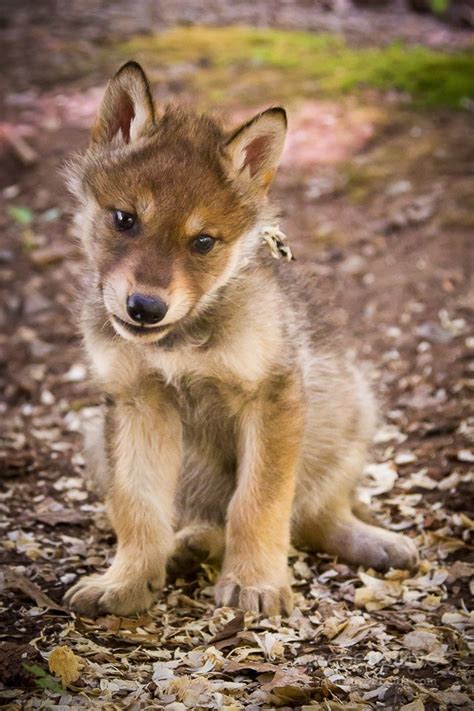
[167,524,224,576]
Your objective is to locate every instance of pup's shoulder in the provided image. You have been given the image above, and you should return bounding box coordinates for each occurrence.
[254,253,341,348]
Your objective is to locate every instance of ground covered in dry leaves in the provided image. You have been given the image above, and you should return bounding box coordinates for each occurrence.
[0,3,473,709]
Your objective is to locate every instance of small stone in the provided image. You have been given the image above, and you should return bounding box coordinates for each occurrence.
[63,363,87,382]
[40,390,55,406]
[387,326,402,338]
[2,185,20,199]
[395,452,417,465]
[365,650,384,666]
[60,573,77,585]
[340,254,367,275]
[458,449,474,463]
[386,179,411,196]
[0,249,14,264]
[416,322,453,344]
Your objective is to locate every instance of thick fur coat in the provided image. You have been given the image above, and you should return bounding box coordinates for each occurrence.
[64,62,418,617]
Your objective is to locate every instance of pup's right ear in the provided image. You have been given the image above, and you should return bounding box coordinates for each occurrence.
[91,61,155,146]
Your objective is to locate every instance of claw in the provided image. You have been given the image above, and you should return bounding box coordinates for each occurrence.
[64,572,161,617]
[215,576,293,616]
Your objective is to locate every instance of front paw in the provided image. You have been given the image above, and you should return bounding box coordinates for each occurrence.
[215,574,293,616]
[64,572,162,617]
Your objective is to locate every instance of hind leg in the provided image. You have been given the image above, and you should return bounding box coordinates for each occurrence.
[293,359,418,571]
[295,505,419,571]
[167,523,225,576]
[293,443,418,572]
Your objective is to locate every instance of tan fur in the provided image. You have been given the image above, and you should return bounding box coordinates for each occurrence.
[65,62,418,617]
[215,375,303,615]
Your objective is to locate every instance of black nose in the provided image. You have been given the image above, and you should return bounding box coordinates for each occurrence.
[126,293,168,325]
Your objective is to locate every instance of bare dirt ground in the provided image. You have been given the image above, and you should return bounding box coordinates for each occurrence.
[0,3,473,709]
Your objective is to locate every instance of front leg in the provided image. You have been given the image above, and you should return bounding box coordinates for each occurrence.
[65,380,182,617]
[215,375,303,616]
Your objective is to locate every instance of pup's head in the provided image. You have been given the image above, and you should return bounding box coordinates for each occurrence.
[69,62,286,343]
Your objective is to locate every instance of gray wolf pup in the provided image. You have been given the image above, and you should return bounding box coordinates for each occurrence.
[65,62,418,617]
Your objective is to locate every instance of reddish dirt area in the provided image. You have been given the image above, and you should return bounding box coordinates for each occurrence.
[0,5,473,710]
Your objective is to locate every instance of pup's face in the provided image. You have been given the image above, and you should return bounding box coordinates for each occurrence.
[70,62,286,344]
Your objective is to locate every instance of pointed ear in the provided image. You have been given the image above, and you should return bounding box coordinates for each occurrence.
[226,107,287,191]
[91,61,155,146]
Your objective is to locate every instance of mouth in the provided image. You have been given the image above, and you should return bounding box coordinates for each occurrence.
[111,315,170,338]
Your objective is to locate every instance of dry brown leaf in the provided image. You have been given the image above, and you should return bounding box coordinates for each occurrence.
[212,634,243,651]
[96,613,153,631]
[48,645,82,687]
[433,689,472,706]
[3,568,65,611]
[251,631,287,660]
[269,683,312,705]
[354,571,403,611]
[400,700,426,711]
[210,611,245,644]
[261,667,314,705]
[362,462,398,499]
[303,703,368,710]
[261,667,312,691]
[327,616,378,647]
[223,659,280,674]
[445,560,474,582]
[401,629,448,663]
[29,508,88,527]
[402,629,439,652]
[441,610,474,631]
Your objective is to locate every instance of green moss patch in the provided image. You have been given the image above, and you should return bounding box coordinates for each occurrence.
[118,26,474,109]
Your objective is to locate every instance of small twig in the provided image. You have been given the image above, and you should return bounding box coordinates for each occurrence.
[0,123,38,165]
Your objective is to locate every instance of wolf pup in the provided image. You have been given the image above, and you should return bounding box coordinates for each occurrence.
[65,62,418,618]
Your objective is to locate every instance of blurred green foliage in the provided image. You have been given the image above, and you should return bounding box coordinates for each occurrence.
[7,206,33,225]
[119,26,474,109]
[430,0,450,13]
[22,664,63,693]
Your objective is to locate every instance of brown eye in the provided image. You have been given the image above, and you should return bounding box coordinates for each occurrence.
[113,210,136,231]
[191,234,216,254]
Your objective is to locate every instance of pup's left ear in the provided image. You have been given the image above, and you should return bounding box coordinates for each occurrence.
[91,61,155,146]
[226,107,287,192]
